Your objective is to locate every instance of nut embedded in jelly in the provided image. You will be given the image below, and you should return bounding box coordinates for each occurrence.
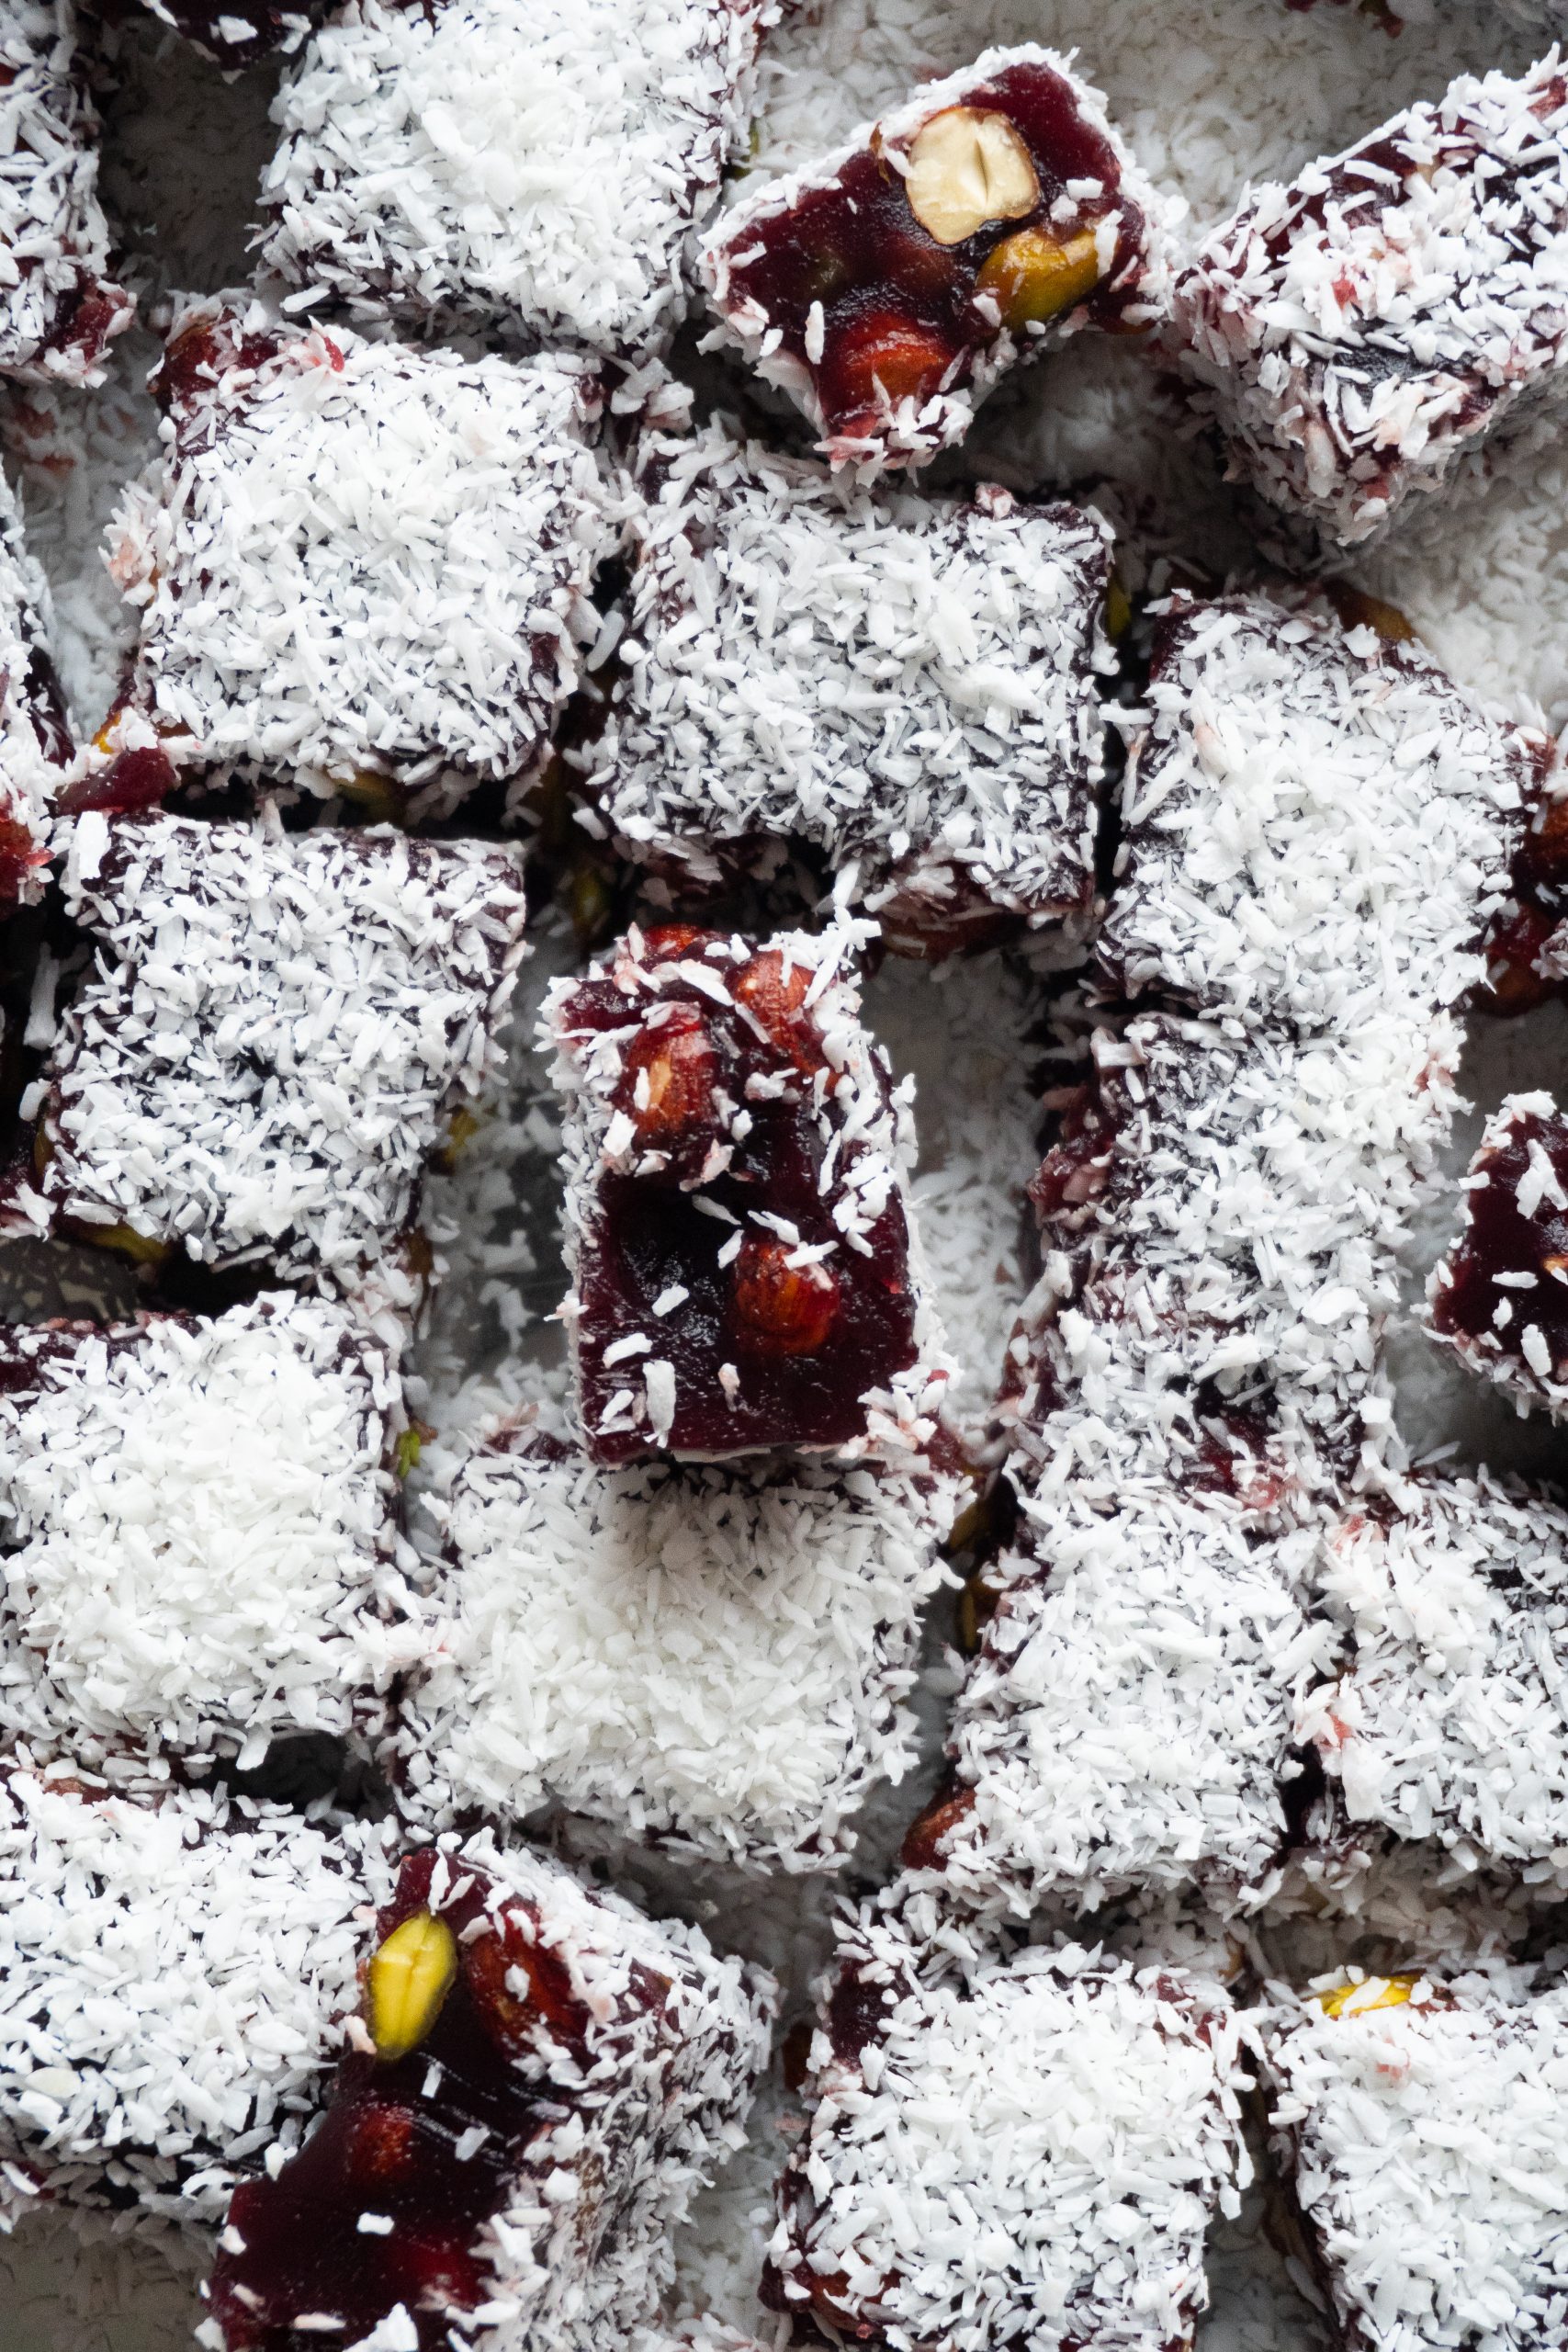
[904,107,1041,244]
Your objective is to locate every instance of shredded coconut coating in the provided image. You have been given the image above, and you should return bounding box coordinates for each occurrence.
[0,462,69,907]
[913,877,1495,1915]
[1300,1471,1568,1883]
[0,1765,399,2228]
[0,0,132,386]
[700,44,1170,474]
[133,0,333,70]
[766,1911,1247,2352]
[631,2328,764,2352]
[1262,1963,1568,2352]
[259,0,777,361]
[903,1004,1450,1914]
[1015,1012,1444,1498]
[1427,1090,1568,1419]
[585,419,1112,943]
[41,808,529,1285]
[0,1295,412,1774]
[206,1824,775,2352]
[393,1430,961,1872]
[101,308,614,814]
[1169,57,1568,548]
[456,1831,773,2350]
[543,919,951,1464]
[1103,594,1539,1036]
[922,1498,1324,1917]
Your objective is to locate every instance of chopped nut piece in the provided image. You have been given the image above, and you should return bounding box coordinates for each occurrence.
[337,770,405,824]
[733,951,822,1071]
[899,1782,976,1871]
[343,2101,415,2186]
[976,224,1100,328]
[905,107,1040,245]
[367,1911,457,2063]
[732,1238,840,1355]
[621,1007,718,1144]
[1315,1973,1418,2019]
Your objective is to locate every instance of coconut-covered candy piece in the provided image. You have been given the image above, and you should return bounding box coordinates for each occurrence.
[1300,1472,1568,1883]
[0,1766,400,2228]
[1013,1012,1438,1496]
[394,1429,961,1871]
[204,1831,773,2352]
[1170,59,1568,548]
[587,421,1112,948]
[0,1295,412,1772]
[899,1010,1432,1917]
[700,45,1168,473]
[904,1494,1322,1917]
[1102,593,1541,1038]
[1261,1964,1568,2352]
[39,810,529,1287]
[763,1908,1246,2352]
[0,0,132,386]
[544,922,949,1465]
[259,0,778,361]
[82,307,613,823]
[1427,1092,1568,1419]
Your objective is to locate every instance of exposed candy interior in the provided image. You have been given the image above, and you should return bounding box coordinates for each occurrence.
[720,60,1145,448]
[559,926,921,1461]
[209,1851,602,2348]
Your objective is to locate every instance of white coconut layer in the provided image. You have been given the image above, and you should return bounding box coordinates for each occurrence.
[42,808,529,1285]
[0,1295,412,1773]
[0,460,68,909]
[0,1765,399,2229]
[0,0,131,385]
[1262,1963,1568,2352]
[771,1909,1247,2352]
[1301,1470,1568,1883]
[260,0,777,361]
[103,308,615,811]
[395,1433,961,1871]
[587,416,1112,933]
[1171,57,1568,547]
[1104,594,1540,1038]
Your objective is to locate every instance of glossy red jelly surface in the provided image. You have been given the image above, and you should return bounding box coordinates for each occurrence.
[564,928,919,1463]
[208,1851,649,2352]
[56,745,180,820]
[721,61,1145,449]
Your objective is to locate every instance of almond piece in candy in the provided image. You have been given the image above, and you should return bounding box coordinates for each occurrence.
[733,1237,839,1355]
